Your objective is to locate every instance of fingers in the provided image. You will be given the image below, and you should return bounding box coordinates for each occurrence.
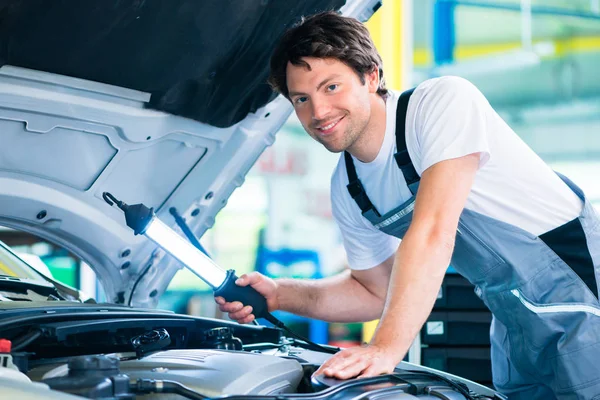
[313,361,330,377]
[217,300,244,314]
[236,272,261,287]
[229,305,253,321]
[313,347,393,381]
[213,297,255,323]
[315,351,361,379]
[331,361,369,380]
[216,271,268,303]
[357,366,380,379]
[238,313,255,324]
[324,355,368,380]
[214,272,266,324]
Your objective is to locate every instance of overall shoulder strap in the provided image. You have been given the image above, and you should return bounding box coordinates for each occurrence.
[344,151,380,218]
[394,87,419,194]
[344,88,418,218]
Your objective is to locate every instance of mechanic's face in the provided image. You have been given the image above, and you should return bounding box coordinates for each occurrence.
[286,57,379,154]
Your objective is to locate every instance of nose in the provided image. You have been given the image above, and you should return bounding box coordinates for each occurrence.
[311,96,332,122]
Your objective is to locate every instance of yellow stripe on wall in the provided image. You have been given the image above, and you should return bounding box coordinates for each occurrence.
[413,36,600,67]
[366,0,404,91]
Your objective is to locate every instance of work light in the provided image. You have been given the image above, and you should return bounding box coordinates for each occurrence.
[102,192,269,320]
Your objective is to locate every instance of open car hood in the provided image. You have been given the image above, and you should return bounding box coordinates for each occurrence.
[0,0,381,306]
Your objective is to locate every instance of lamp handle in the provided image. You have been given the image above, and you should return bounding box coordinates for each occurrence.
[213,270,269,320]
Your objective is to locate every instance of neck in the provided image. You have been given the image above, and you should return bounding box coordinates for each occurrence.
[348,94,387,163]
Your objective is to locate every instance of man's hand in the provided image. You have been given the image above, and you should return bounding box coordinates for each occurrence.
[214,272,279,324]
[313,344,401,380]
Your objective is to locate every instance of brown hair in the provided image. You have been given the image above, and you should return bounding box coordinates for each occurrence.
[268,11,387,99]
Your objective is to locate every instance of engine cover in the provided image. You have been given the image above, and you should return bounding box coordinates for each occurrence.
[40,349,304,397]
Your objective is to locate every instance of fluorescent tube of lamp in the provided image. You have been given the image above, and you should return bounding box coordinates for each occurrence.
[144,216,226,288]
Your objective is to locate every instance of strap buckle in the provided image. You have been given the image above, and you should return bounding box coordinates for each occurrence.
[347,180,365,198]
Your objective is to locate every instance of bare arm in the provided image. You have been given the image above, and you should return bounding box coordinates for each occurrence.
[276,255,394,323]
[371,153,479,355]
[216,255,393,324]
[316,153,480,379]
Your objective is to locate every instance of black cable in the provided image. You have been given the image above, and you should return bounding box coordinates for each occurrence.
[131,379,206,399]
[264,314,339,354]
[128,258,155,307]
[169,208,210,256]
[162,381,207,399]
[11,329,43,351]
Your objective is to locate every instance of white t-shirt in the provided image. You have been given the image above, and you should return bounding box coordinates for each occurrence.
[330,76,583,271]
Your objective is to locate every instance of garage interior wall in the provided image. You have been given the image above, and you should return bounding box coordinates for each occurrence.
[0,0,598,377]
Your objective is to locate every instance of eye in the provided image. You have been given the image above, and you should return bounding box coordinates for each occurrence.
[294,96,308,104]
[327,84,338,91]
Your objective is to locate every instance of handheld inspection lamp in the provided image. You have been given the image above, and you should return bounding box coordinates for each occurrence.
[102,192,272,322]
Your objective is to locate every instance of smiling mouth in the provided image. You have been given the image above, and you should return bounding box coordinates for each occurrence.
[315,117,344,135]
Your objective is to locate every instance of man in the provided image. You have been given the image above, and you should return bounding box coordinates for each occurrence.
[215,11,600,399]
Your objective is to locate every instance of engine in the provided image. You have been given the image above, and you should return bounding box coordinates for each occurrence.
[36,350,304,398]
[1,326,503,400]
[0,346,503,400]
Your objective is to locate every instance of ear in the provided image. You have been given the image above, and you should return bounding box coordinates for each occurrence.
[365,65,380,94]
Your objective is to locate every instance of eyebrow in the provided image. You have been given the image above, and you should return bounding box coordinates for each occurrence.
[288,74,342,98]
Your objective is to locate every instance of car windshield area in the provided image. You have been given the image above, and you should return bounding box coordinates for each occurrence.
[0,239,45,282]
[0,233,97,303]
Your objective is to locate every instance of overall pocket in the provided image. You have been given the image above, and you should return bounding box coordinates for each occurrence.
[511,288,600,390]
[452,221,505,281]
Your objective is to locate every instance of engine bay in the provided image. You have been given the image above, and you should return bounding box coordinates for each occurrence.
[0,308,505,400]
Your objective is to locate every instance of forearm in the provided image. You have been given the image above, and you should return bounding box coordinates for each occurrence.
[371,227,454,354]
[274,270,385,323]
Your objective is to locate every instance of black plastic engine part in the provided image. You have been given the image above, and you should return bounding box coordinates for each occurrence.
[43,355,133,399]
[203,327,243,350]
[8,351,31,373]
[311,370,478,400]
[132,378,207,399]
[131,328,171,357]
[11,329,43,352]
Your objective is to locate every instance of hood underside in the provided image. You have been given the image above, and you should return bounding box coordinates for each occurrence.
[0,0,347,128]
[0,0,380,306]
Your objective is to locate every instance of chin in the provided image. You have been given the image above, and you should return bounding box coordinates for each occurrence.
[321,142,346,154]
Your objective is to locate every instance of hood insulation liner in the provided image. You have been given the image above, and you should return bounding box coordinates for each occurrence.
[0,0,344,127]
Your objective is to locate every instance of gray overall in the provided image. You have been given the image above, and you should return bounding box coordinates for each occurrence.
[344,89,600,399]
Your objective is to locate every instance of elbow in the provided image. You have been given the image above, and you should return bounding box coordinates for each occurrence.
[408,219,457,253]
[348,274,387,317]
[405,222,457,275]
[424,227,456,279]
[431,226,456,254]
